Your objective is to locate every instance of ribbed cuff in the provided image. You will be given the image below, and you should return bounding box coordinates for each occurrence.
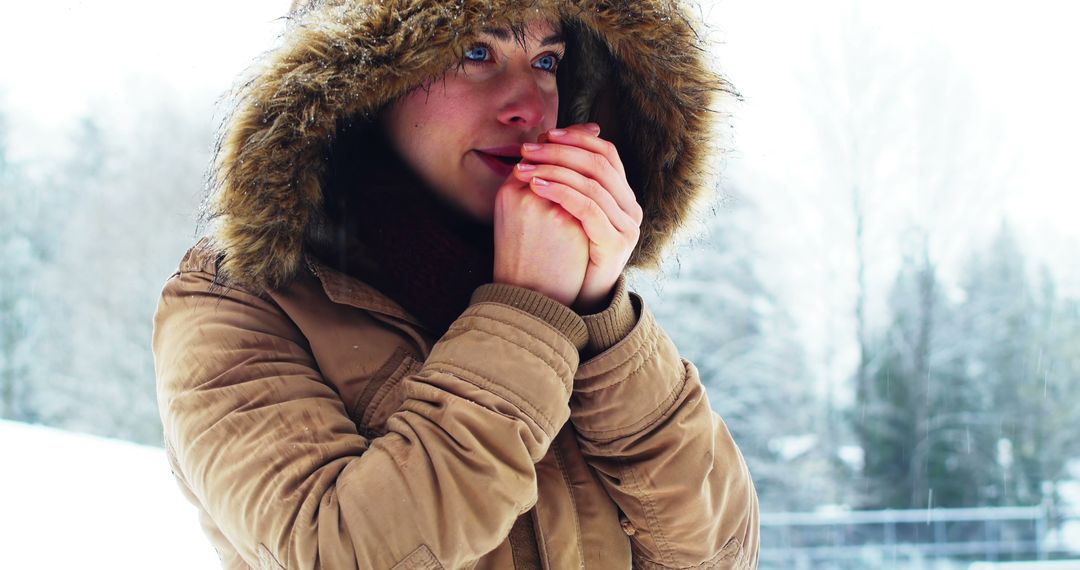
[579,274,637,357]
[470,283,589,352]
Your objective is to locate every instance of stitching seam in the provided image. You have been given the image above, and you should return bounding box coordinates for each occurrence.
[437,327,570,396]
[576,321,660,385]
[575,328,662,394]
[447,312,573,374]
[579,360,689,441]
[363,356,415,426]
[552,437,585,564]
[355,348,411,423]
[428,362,559,435]
[468,300,583,349]
[632,538,744,569]
[626,460,674,567]
[577,307,654,378]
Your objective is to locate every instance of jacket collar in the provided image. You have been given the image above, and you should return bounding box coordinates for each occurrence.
[303,255,426,330]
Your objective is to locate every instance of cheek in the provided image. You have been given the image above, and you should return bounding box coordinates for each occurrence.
[387,89,463,158]
[546,89,559,129]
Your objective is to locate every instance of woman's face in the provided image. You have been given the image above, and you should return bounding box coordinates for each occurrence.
[382,19,565,223]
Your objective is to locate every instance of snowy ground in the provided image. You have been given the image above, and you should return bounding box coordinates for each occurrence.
[0,420,220,568]
[4,419,1079,569]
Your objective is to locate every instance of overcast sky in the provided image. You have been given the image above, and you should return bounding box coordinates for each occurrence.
[710,0,1079,278]
[2,1,288,125]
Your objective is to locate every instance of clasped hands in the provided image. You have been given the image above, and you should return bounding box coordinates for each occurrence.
[493,123,643,314]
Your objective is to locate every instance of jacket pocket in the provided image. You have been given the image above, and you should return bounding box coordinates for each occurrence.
[632,537,746,570]
[350,347,419,438]
[390,545,444,570]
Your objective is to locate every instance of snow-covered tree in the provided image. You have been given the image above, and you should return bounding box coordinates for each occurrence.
[637,187,832,511]
[0,105,50,422]
[23,84,210,445]
[859,224,1080,510]
[857,235,984,509]
[954,224,1080,507]
[778,2,1012,510]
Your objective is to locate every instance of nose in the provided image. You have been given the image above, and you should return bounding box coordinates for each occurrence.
[496,71,548,128]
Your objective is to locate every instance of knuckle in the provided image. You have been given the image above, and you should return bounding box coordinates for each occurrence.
[590,152,608,172]
[586,178,606,199]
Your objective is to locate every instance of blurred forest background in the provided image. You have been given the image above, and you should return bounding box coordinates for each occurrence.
[2,0,1079,527]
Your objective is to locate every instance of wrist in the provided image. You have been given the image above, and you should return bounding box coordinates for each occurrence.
[572,286,615,315]
[493,276,577,308]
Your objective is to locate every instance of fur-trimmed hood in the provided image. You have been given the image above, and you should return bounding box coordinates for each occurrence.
[206,0,730,293]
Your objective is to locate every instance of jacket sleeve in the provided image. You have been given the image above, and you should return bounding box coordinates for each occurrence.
[571,275,761,569]
[153,267,588,570]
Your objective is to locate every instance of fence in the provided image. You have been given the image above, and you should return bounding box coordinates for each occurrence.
[760,504,1080,569]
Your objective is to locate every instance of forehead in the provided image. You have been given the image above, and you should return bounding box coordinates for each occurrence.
[479,19,565,46]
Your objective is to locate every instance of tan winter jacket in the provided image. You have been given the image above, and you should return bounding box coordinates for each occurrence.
[153,1,759,568]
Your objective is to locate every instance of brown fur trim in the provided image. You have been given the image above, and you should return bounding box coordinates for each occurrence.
[205,0,732,292]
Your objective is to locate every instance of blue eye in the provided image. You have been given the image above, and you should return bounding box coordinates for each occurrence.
[534,54,561,73]
[464,45,491,62]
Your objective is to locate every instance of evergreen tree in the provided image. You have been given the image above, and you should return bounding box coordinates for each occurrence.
[955,224,1080,506]
[858,224,1080,510]
[857,238,985,509]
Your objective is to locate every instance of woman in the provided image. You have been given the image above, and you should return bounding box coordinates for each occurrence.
[153,1,759,568]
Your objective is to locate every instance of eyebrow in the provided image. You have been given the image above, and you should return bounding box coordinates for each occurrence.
[481,27,566,47]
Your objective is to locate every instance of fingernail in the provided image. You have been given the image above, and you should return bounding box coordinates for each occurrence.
[531,177,550,186]
[522,143,543,152]
[549,129,567,137]
[587,123,601,134]
[516,162,536,171]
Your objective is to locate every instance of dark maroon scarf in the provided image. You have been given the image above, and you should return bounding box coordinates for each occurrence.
[319,122,496,337]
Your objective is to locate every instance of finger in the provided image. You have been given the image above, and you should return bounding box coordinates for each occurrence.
[521,140,642,225]
[512,162,637,233]
[529,177,621,251]
[539,126,625,178]
[537,123,599,145]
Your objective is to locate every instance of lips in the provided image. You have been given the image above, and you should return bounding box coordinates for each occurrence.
[474,145,523,178]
